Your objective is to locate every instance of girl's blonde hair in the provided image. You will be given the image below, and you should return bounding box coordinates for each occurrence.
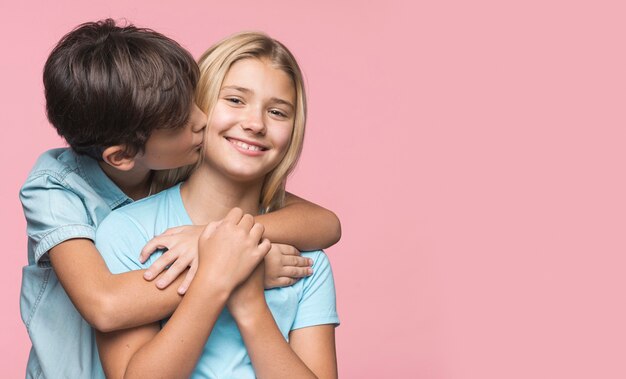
[151,32,307,213]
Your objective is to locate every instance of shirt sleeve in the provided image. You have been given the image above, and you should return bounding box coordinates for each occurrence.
[20,172,95,266]
[291,251,340,330]
[95,211,151,274]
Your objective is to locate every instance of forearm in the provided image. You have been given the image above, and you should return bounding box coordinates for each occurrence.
[122,285,229,379]
[235,302,317,379]
[92,269,185,331]
[256,192,341,251]
[51,239,183,332]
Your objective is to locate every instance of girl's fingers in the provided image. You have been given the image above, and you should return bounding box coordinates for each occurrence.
[144,251,176,281]
[201,221,220,239]
[155,259,188,289]
[161,226,185,235]
[177,264,197,295]
[250,222,265,243]
[222,207,244,225]
[139,236,171,263]
[238,213,255,231]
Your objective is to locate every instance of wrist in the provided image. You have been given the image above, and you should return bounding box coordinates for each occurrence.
[230,297,268,325]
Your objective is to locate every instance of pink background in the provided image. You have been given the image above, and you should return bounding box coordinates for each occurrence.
[2,0,625,377]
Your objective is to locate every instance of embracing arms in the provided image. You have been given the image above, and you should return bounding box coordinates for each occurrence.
[141,191,341,290]
[49,240,185,332]
[96,209,338,379]
[256,192,341,250]
[96,209,269,378]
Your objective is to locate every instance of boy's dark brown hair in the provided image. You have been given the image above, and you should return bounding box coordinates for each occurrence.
[44,19,199,159]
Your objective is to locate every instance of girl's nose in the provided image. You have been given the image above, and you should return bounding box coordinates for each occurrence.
[241,110,266,135]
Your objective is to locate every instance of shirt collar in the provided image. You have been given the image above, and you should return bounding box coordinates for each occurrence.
[74,152,133,210]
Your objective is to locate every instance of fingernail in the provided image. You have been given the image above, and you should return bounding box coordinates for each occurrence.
[178,287,186,295]
[156,280,166,288]
[308,268,313,275]
[144,272,153,280]
[308,259,313,265]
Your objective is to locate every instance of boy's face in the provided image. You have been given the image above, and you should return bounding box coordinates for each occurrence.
[135,103,207,170]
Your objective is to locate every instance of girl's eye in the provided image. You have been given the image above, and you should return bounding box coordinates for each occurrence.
[269,109,287,118]
[226,97,243,104]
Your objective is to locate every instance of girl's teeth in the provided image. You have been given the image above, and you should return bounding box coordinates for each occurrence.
[233,140,261,151]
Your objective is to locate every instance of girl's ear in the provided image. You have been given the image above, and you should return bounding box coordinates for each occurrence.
[101,145,136,171]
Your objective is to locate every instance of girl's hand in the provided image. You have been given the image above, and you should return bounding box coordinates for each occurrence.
[196,208,271,293]
[264,243,313,289]
[139,225,206,295]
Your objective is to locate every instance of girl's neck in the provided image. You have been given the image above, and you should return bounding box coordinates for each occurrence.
[180,163,263,225]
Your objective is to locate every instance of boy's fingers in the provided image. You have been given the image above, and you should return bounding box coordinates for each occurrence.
[144,252,176,281]
[289,255,312,267]
[280,247,301,256]
[283,266,313,279]
[275,277,298,287]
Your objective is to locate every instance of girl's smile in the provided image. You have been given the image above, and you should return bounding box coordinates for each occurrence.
[203,57,296,183]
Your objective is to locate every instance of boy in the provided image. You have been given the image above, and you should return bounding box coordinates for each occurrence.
[20,19,340,378]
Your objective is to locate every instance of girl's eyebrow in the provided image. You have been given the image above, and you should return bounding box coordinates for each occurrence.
[221,85,251,93]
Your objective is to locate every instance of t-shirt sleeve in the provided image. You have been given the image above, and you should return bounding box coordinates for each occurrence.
[291,251,340,330]
[95,211,151,274]
[20,173,95,266]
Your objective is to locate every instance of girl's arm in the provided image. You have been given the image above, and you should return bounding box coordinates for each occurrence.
[96,209,270,379]
[228,263,338,379]
[96,278,228,378]
[255,192,341,251]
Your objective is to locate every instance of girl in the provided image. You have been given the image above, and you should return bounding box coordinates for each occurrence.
[95,32,339,378]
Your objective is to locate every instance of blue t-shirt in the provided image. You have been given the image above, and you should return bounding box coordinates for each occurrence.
[20,148,132,379]
[95,183,339,378]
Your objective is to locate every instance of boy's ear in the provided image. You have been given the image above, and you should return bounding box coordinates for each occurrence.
[101,146,136,171]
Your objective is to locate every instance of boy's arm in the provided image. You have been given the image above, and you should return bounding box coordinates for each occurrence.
[50,239,184,332]
[255,192,341,251]
[20,171,184,332]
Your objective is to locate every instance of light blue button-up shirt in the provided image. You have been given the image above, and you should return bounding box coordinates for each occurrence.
[20,148,132,379]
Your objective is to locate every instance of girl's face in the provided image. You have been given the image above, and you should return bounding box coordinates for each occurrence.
[203,58,295,183]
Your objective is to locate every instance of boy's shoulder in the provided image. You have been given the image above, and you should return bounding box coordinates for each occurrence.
[21,147,130,212]
[25,147,79,181]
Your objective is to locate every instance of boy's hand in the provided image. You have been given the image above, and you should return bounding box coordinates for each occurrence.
[197,208,271,293]
[140,224,206,295]
[264,243,313,289]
